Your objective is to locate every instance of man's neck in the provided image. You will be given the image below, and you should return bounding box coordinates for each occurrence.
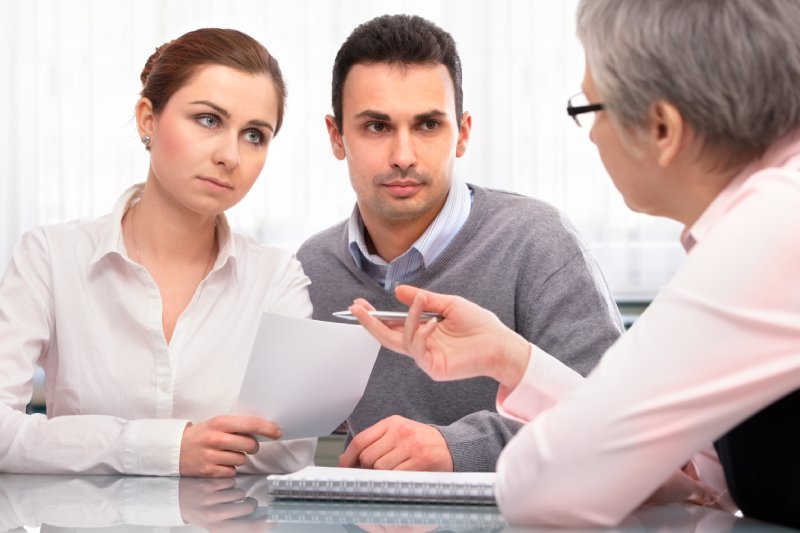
[361,209,440,262]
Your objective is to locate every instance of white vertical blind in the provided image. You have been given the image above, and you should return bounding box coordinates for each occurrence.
[0,0,683,300]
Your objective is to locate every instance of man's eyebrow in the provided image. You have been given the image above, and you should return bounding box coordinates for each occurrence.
[353,109,449,122]
[414,110,447,121]
[190,100,274,132]
[354,110,391,121]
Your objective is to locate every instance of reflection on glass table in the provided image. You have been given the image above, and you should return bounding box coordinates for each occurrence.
[0,474,795,533]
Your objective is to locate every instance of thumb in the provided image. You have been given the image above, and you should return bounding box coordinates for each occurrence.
[394,284,422,306]
[395,285,452,313]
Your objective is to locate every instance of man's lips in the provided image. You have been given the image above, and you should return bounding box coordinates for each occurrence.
[382,180,422,198]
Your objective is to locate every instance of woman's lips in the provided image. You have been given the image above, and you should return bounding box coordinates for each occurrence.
[198,176,233,191]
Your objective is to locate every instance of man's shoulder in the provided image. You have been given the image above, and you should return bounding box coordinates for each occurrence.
[297,219,348,260]
[471,184,577,235]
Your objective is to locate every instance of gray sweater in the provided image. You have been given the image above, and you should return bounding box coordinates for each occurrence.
[297,184,623,471]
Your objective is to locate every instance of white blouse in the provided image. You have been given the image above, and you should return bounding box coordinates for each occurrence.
[0,184,316,475]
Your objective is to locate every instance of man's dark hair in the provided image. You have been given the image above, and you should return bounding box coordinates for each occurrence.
[331,14,463,132]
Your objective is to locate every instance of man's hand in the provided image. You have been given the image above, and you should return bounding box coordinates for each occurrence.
[338,415,454,471]
[180,415,282,477]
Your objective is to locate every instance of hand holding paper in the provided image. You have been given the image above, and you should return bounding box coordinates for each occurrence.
[235,313,381,440]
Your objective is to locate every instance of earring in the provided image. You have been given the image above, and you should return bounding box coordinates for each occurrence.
[141,135,151,146]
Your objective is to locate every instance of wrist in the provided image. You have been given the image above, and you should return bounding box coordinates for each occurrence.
[496,331,531,390]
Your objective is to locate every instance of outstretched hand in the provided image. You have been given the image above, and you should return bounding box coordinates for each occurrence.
[350,285,531,389]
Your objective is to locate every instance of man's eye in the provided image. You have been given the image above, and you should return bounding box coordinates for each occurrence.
[366,122,387,133]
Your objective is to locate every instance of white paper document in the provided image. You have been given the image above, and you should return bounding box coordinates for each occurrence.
[235,313,381,440]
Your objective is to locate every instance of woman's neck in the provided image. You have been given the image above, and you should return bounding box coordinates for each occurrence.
[127,180,218,264]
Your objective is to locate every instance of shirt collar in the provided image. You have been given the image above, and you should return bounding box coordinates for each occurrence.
[347,179,471,268]
[681,134,800,252]
[88,183,237,277]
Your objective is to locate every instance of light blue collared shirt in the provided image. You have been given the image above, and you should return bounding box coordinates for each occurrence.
[348,180,472,291]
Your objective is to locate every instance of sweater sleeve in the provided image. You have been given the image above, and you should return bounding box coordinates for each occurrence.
[521,249,623,377]
[435,249,622,472]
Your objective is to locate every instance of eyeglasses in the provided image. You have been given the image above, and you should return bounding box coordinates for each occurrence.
[567,93,605,128]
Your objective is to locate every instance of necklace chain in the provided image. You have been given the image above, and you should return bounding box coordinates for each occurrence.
[128,203,217,279]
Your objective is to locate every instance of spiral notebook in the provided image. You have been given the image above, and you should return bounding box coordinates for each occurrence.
[266,466,496,505]
[260,500,506,528]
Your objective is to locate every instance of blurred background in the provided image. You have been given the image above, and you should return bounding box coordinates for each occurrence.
[0,0,684,302]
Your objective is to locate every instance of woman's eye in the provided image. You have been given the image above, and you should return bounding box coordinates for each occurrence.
[198,115,219,128]
[245,130,266,145]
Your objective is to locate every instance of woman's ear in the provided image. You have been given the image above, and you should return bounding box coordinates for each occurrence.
[648,100,685,168]
[136,98,156,146]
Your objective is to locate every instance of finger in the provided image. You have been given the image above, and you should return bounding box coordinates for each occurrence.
[188,476,238,495]
[338,441,361,468]
[350,303,408,354]
[219,450,250,469]
[207,432,261,456]
[194,482,247,506]
[392,458,422,472]
[338,423,387,467]
[185,463,237,478]
[353,433,403,469]
[402,292,427,352]
[212,416,283,441]
[393,285,423,306]
[395,285,454,316]
[409,318,441,375]
[371,447,411,471]
[353,297,376,312]
[203,486,248,506]
[196,499,259,522]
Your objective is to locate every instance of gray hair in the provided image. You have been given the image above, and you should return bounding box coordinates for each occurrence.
[577,0,800,166]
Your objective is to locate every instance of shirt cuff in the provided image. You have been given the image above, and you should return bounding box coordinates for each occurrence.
[497,343,583,422]
[123,418,189,476]
[121,476,184,525]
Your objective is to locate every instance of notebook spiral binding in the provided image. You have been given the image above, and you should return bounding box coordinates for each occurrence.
[268,471,495,505]
[261,500,506,528]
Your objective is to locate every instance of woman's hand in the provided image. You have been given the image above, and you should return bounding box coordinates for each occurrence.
[350,285,531,389]
[180,415,282,477]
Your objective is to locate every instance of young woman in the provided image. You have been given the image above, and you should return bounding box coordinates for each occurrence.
[350,0,800,529]
[0,28,315,477]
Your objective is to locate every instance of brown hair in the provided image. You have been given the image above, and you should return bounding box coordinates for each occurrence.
[331,15,463,132]
[140,28,287,134]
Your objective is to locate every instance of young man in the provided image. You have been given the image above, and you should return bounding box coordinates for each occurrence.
[297,14,623,472]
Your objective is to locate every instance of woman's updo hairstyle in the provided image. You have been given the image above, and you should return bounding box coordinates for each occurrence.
[140,28,287,134]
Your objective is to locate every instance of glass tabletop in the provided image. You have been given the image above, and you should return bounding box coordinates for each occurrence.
[0,473,792,533]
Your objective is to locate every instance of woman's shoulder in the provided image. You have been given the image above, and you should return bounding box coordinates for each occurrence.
[17,213,115,258]
[228,232,305,278]
[229,232,296,260]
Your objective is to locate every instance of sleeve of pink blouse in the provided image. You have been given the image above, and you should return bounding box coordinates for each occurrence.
[496,343,584,422]
[491,171,800,527]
